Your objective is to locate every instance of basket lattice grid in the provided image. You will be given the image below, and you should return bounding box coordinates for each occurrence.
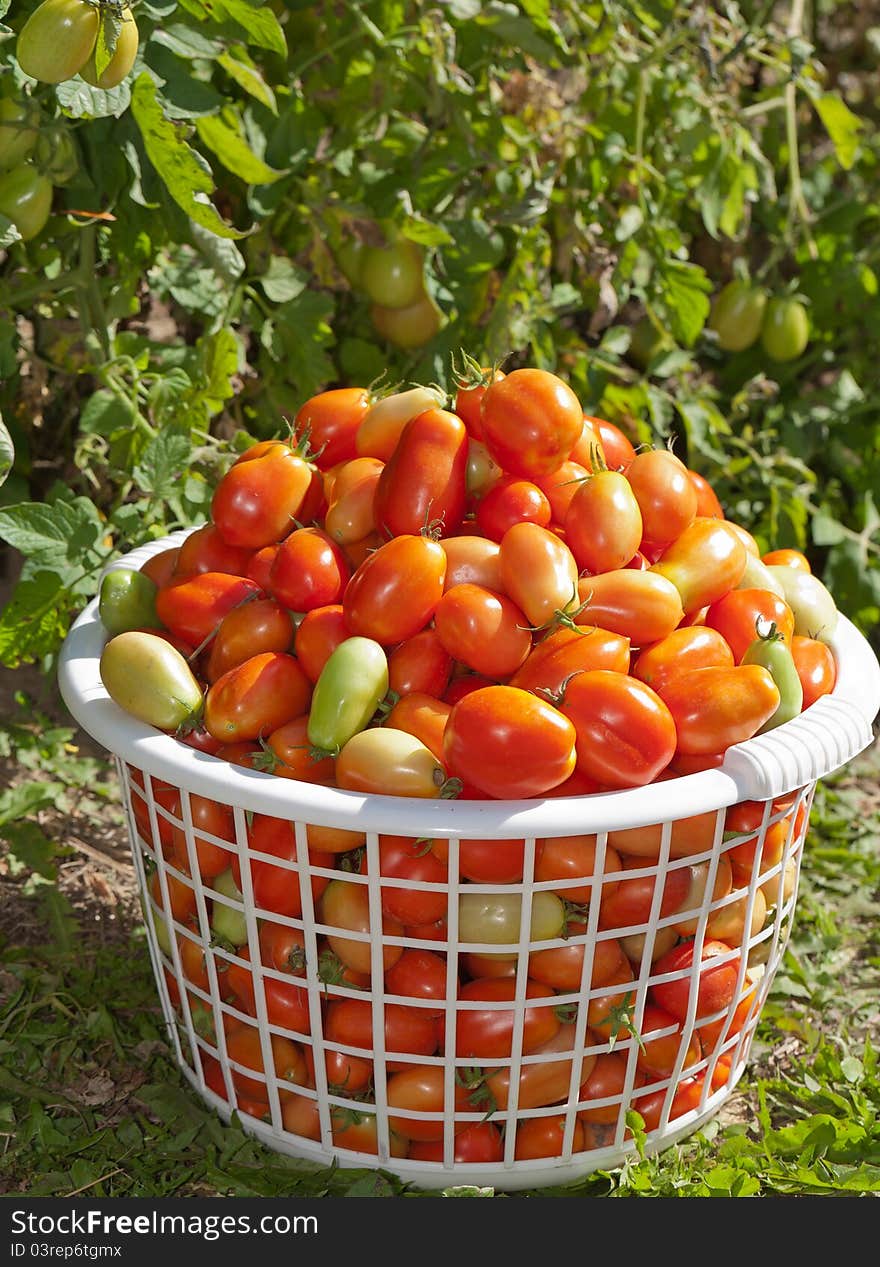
[122,758,811,1185]
[57,531,879,1190]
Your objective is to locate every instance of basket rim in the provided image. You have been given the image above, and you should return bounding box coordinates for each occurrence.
[57,530,880,837]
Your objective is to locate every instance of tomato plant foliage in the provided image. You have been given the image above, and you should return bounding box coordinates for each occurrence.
[0,0,879,666]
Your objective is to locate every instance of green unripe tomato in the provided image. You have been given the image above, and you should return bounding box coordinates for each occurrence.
[33,128,78,185]
[306,636,389,754]
[99,568,160,636]
[741,626,804,732]
[79,8,139,88]
[457,891,566,960]
[150,903,172,957]
[210,868,249,947]
[708,280,767,352]
[0,164,53,240]
[737,553,786,598]
[335,237,366,287]
[359,238,425,309]
[16,0,99,85]
[0,98,40,171]
[628,317,673,371]
[370,290,443,350]
[760,297,810,363]
[765,566,838,644]
[100,631,203,731]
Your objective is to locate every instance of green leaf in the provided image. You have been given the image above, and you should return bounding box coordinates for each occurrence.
[0,572,71,668]
[260,291,336,399]
[259,257,307,304]
[195,110,286,186]
[189,221,246,286]
[177,0,287,56]
[0,413,13,488]
[813,93,863,171]
[55,79,131,119]
[0,499,107,571]
[655,258,712,346]
[1,821,64,880]
[131,74,247,240]
[93,6,123,80]
[79,390,139,438]
[217,49,277,114]
[198,327,240,411]
[0,782,64,829]
[151,23,224,59]
[132,432,192,498]
[147,371,193,427]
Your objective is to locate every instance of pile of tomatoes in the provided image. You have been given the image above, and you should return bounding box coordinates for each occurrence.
[97,363,840,1163]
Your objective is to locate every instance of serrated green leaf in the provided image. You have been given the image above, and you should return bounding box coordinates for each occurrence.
[0,572,70,668]
[813,93,863,171]
[0,499,106,570]
[198,327,240,410]
[189,221,245,285]
[131,74,247,240]
[151,23,224,58]
[78,391,139,438]
[2,820,64,880]
[55,78,131,120]
[132,432,192,498]
[656,258,712,346]
[260,291,336,399]
[195,110,285,186]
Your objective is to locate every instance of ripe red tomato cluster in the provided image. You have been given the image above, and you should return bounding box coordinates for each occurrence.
[121,364,837,801]
[108,364,839,1163]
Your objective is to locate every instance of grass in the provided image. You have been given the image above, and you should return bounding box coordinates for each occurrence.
[1,684,878,1199]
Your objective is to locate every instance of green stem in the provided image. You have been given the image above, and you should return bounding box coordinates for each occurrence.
[0,268,87,311]
[633,69,648,222]
[784,0,818,260]
[78,225,112,360]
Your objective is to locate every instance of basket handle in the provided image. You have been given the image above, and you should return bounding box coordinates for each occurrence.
[722,696,874,801]
[722,613,880,802]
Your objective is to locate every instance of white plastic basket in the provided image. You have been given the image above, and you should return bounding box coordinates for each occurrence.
[58,531,880,1191]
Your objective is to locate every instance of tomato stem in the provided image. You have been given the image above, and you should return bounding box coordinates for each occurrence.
[438,776,463,800]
